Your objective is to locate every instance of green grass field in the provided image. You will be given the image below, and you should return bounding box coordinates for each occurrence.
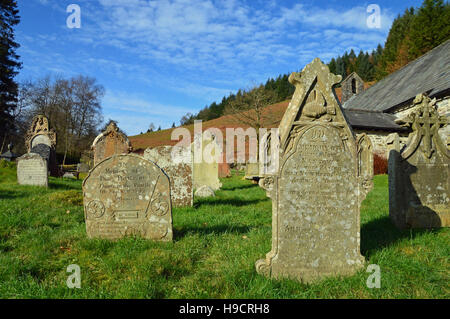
[0,161,448,299]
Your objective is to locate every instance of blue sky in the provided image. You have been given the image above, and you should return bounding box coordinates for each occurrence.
[16,0,424,135]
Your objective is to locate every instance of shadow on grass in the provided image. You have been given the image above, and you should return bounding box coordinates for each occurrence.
[361,216,439,256]
[220,183,259,191]
[194,198,267,208]
[48,180,82,190]
[0,189,23,200]
[174,224,251,240]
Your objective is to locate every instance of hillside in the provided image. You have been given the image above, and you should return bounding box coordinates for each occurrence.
[129,87,351,153]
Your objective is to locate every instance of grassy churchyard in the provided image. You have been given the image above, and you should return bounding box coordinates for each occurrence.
[0,160,448,299]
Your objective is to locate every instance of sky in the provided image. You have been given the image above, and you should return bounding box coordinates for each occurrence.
[16,0,424,136]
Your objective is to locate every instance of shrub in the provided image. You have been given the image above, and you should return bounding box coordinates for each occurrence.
[374,153,388,175]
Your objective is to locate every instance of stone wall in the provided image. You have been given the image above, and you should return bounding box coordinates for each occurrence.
[353,95,449,158]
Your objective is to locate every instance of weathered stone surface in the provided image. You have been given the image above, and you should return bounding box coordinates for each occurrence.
[77,163,90,173]
[92,122,132,166]
[195,185,215,198]
[63,172,76,179]
[25,115,58,176]
[17,153,48,187]
[357,133,374,200]
[25,115,57,151]
[144,145,193,207]
[218,162,231,178]
[389,93,449,229]
[192,132,222,190]
[244,162,259,180]
[82,154,172,241]
[256,58,367,283]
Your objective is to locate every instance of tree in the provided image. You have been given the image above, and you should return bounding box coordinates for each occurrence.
[148,122,155,133]
[0,0,21,151]
[224,84,278,161]
[18,75,104,164]
[408,0,450,59]
[172,122,176,128]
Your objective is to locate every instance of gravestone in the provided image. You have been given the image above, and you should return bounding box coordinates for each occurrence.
[356,133,374,200]
[144,145,193,207]
[17,153,48,187]
[244,162,260,180]
[195,185,215,198]
[83,154,173,241]
[389,93,449,229]
[256,58,370,283]
[192,132,222,190]
[77,163,90,173]
[218,162,231,178]
[92,122,132,166]
[25,115,58,176]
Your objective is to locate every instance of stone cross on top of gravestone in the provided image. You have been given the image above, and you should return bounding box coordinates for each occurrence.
[396,93,448,161]
[255,58,372,283]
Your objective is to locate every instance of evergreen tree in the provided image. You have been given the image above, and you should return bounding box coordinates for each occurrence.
[0,0,21,142]
[408,0,450,59]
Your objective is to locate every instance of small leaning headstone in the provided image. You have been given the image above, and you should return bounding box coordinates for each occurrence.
[82,154,173,241]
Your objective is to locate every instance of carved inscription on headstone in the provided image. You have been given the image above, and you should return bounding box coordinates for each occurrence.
[389,93,449,229]
[17,153,48,187]
[82,154,172,241]
[256,58,366,283]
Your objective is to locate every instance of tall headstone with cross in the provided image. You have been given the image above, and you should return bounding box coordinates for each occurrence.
[389,93,449,229]
[255,58,370,283]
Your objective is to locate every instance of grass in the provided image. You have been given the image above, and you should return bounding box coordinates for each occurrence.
[0,161,448,299]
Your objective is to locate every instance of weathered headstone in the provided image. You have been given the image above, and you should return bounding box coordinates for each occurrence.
[17,153,48,187]
[218,162,231,178]
[77,163,90,173]
[144,145,193,207]
[25,115,58,176]
[356,133,374,199]
[256,58,369,283]
[244,162,259,180]
[195,185,215,198]
[389,93,449,229]
[82,154,173,241]
[92,122,132,166]
[192,132,222,190]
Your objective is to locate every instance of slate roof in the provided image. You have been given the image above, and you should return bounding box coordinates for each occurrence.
[343,40,450,112]
[343,109,406,131]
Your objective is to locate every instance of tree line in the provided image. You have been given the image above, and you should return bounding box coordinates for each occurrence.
[179,0,450,126]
